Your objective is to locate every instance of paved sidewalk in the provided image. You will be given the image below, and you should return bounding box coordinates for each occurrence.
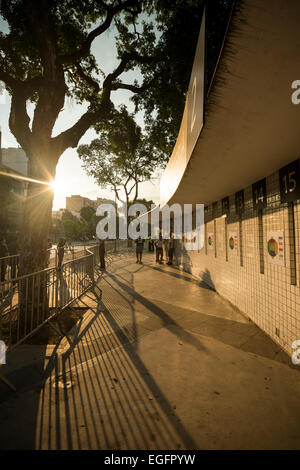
[0,253,299,449]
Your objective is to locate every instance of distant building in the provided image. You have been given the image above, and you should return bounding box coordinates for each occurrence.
[66,195,115,212]
[0,146,28,176]
[0,162,27,234]
[0,132,27,234]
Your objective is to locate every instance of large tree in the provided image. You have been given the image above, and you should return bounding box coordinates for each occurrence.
[78,106,164,206]
[0,0,163,274]
[0,0,234,273]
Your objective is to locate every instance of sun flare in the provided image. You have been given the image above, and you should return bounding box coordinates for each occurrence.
[49,179,63,194]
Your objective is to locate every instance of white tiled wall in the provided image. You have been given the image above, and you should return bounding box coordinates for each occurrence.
[176,169,300,356]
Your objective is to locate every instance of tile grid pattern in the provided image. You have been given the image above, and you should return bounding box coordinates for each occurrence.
[177,169,300,356]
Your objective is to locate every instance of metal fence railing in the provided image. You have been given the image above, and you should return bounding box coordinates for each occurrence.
[0,248,59,282]
[0,255,20,283]
[0,240,135,350]
[88,240,134,269]
[0,240,134,354]
[0,249,94,352]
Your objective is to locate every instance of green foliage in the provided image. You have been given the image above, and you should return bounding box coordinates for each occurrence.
[80,205,101,239]
[51,209,95,240]
[1,0,234,248]
[130,0,205,155]
[62,218,80,239]
[133,0,235,155]
[61,209,77,221]
[128,198,154,212]
[80,206,96,223]
[0,0,234,161]
[0,0,108,101]
[78,105,164,203]
[0,0,160,117]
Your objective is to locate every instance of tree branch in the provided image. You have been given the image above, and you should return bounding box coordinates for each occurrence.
[134,180,138,201]
[111,79,154,94]
[9,91,32,153]
[127,182,136,197]
[0,70,44,98]
[76,63,100,94]
[103,51,159,90]
[51,96,112,155]
[0,70,19,90]
[59,0,140,64]
[51,24,160,157]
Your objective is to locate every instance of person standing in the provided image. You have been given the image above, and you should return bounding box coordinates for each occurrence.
[46,238,52,267]
[167,234,175,265]
[135,236,145,264]
[99,239,106,270]
[57,238,66,270]
[148,236,154,252]
[163,238,169,261]
[0,237,9,282]
[8,235,20,278]
[155,235,163,264]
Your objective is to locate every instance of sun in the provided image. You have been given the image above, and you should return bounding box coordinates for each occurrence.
[49,179,63,194]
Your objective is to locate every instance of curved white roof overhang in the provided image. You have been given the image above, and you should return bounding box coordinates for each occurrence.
[162,0,300,208]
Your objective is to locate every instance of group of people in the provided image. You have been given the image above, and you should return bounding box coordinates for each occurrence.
[135,234,175,265]
[1,232,176,283]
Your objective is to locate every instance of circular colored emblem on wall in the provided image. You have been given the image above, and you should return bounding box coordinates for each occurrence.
[229,237,234,250]
[208,236,213,246]
[267,238,278,257]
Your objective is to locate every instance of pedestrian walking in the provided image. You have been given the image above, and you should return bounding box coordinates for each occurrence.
[0,237,9,282]
[155,235,163,264]
[99,239,106,270]
[135,236,145,264]
[57,238,66,270]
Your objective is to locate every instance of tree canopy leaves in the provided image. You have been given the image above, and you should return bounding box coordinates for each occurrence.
[78,105,164,203]
[132,0,235,155]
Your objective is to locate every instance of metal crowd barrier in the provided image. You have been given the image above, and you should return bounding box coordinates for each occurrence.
[0,248,58,282]
[0,255,20,283]
[0,240,134,354]
[0,248,94,352]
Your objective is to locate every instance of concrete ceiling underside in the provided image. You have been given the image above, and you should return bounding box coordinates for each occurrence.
[167,0,300,206]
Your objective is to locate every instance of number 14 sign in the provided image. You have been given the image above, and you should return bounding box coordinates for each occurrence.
[279,159,300,203]
[252,178,267,210]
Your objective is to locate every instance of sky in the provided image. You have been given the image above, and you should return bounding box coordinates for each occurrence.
[0,14,162,210]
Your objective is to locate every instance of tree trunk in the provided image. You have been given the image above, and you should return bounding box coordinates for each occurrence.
[134,181,138,201]
[18,153,56,333]
[20,155,56,274]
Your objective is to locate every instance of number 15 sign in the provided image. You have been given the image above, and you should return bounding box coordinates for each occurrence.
[279,159,300,203]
